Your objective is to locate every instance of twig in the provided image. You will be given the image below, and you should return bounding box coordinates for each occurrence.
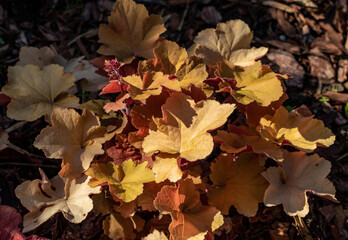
[177,2,189,31]
[5,121,26,133]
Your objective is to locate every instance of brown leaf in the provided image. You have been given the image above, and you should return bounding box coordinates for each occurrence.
[34,108,106,179]
[97,0,166,63]
[2,64,79,121]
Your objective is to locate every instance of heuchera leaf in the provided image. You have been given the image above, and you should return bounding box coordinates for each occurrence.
[154,178,223,240]
[86,159,154,202]
[152,156,182,183]
[0,205,49,240]
[217,61,284,107]
[92,193,144,240]
[258,106,335,151]
[142,92,235,161]
[214,130,283,161]
[2,64,79,121]
[34,108,106,179]
[139,40,211,95]
[194,19,268,66]
[15,170,100,232]
[143,229,168,240]
[97,0,166,63]
[122,71,180,100]
[208,153,268,216]
[262,150,336,217]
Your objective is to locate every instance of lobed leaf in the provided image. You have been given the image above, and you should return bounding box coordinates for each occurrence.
[34,108,107,179]
[2,64,79,121]
[262,151,336,217]
[97,0,166,63]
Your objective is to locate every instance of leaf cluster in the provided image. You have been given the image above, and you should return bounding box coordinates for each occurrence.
[1,0,337,239]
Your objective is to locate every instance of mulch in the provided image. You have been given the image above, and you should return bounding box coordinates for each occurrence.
[0,0,347,239]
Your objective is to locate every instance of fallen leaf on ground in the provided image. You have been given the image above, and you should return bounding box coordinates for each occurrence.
[258,106,335,152]
[154,178,223,240]
[208,153,268,216]
[86,159,154,202]
[194,19,268,66]
[97,0,166,63]
[262,150,336,217]
[2,64,79,121]
[34,108,106,179]
[142,92,235,161]
[143,229,168,240]
[15,170,100,232]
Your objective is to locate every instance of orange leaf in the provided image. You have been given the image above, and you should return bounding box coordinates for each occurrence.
[208,153,268,216]
[154,179,223,240]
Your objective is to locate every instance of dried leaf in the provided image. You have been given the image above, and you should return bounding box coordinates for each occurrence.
[15,171,100,232]
[194,20,268,66]
[208,153,268,216]
[97,0,166,63]
[262,151,336,217]
[152,156,182,183]
[258,106,335,152]
[34,108,106,179]
[2,64,79,121]
[142,93,235,161]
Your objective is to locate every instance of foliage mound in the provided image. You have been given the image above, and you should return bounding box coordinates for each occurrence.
[1,0,337,239]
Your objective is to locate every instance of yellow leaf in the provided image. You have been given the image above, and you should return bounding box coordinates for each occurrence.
[144,230,169,240]
[139,40,210,95]
[34,108,106,179]
[194,19,268,66]
[122,71,181,100]
[218,61,284,106]
[208,153,268,216]
[153,156,183,183]
[262,150,336,217]
[258,106,335,151]
[2,64,79,121]
[15,170,100,232]
[97,0,166,63]
[86,159,155,202]
[142,93,235,161]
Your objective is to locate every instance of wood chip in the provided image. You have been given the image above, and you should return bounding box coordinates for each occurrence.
[308,55,335,82]
[267,49,304,88]
[262,1,294,13]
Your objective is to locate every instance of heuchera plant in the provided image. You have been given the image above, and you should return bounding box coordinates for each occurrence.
[1,0,337,239]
